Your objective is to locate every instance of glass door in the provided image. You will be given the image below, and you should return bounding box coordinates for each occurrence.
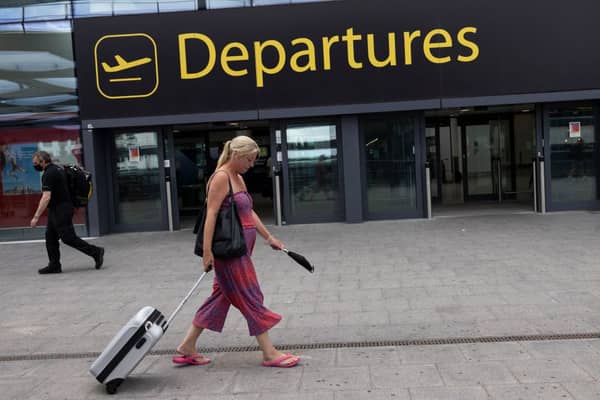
[282,122,343,223]
[546,104,598,209]
[362,115,418,218]
[111,130,166,231]
[463,118,512,200]
[425,125,440,201]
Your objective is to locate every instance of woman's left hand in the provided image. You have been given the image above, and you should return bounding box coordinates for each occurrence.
[266,235,284,250]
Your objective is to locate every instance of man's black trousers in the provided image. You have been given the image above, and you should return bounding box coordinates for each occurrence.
[46,203,100,268]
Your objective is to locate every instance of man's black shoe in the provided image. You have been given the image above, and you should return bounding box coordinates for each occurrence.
[94,247,105,269]
[38,265,61,274]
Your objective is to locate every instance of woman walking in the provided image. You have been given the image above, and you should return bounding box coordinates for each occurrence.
[173,136,300,368]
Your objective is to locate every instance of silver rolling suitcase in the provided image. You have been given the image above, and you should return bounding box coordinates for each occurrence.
[90,272,207,394]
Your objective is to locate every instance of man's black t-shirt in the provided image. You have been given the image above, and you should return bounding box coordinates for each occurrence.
[41,164,71,209]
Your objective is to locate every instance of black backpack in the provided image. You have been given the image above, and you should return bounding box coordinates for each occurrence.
[62,164,93,208]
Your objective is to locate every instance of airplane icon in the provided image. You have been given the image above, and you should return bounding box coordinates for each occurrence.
[101,55,152,73]
[95,33,159,99]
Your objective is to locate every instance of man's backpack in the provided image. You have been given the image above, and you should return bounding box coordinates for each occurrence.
[62,164,93,208]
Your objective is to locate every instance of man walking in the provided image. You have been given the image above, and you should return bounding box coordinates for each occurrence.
[30,150,104,274]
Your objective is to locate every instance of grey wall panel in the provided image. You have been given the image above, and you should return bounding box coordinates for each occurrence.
[442,90,600,109]
[341,116,363,223]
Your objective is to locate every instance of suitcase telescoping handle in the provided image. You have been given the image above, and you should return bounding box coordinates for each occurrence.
[164,272,208,331]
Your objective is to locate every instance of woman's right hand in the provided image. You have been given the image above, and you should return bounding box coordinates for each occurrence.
[203,250,214,272]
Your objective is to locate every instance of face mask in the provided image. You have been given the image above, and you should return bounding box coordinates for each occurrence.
[33,164,43,171]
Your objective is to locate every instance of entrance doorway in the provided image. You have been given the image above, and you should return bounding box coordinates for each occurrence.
[171,122,274,228]
[110,129,168,232]
[426,106,536,216]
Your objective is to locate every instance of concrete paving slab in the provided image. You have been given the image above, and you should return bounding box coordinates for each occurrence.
[484,383,575,400]
[562,381,600,400]
[369,364,443,389]
[257,392,334,400]
[570,356,600,380]
[233,367,302,393]
[457,342,531,362]
[504,359,594,384]
[437,361,518,386]
[336,346,401,367]
[397,344,466,364]
[0,378,43,400]
[409,386,489,400]
[333,389,410,400]
[520,340,600,359]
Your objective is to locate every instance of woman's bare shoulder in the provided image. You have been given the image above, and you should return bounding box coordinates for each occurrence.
[208,170,230,190]
[211,169,230,181]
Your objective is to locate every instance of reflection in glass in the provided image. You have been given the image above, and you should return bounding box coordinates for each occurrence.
[425,126,438,199]
[158,0,197,12]
[174,134,207,216]
[113,1,158,15]
[286,124,340,220]
[0,79,23,95]
[465,124,492,196]
[549,106,597,202]
[464,120,511,199]
[0,125,86,239]
[24,3,70,21]
[362,116,416,215]
[438,122,463,204]
[253,0,290,5]
[0,30,78,121]
[114,132,162,226]
[0,23,24,32]
[72,0,197,16]
[513,113,536,202]
[72,2,112,17]
[0,7,22,23]
[24,20,71,32]
[207,0,251,8]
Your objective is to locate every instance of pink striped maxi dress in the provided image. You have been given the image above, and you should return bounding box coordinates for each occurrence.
[192,191,281,336]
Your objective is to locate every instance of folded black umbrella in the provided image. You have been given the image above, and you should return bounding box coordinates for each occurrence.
[282,248,314,273]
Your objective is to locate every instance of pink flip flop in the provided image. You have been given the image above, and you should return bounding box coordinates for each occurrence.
[172,353,211,366]
[261,354,300,368]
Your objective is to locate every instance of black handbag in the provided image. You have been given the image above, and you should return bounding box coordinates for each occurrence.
[193,174,247,259]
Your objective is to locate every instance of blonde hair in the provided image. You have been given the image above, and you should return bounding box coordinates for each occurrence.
[216,135,259,169]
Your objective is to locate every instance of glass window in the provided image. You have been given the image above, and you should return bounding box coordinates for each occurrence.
[285,123,341,221]
[425,126,438,199]
[24,2,70,21]
[0,7,22,23]
[362,115,417,217]
[253,0,289,5]
[113,1,158,15]
[24,20,71,32]
[158,0,197,12]
[73,1,113,18]
[254,0,333,4]
[0,18,81,241]
[0,30,77,119]
[0,23,24,32]
[549,105,597,203]
[113,132,163,226]
[0,125,87,240]
[206,0,250,9]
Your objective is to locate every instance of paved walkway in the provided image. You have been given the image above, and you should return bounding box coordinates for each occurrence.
[2,211,600,399]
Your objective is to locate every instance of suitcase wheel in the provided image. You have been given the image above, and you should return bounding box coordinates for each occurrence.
[106,379,123,395]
